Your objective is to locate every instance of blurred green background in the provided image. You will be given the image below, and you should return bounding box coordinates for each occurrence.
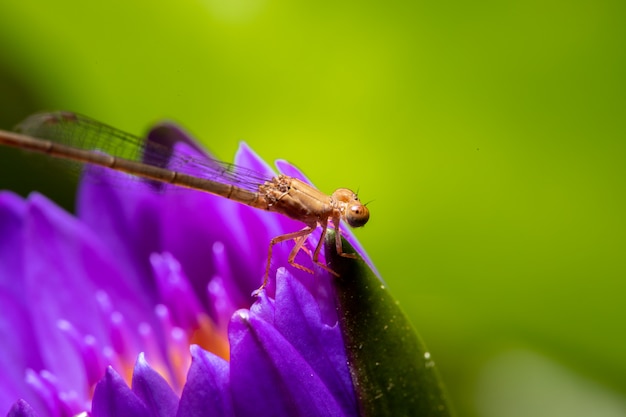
[1,1,624,416]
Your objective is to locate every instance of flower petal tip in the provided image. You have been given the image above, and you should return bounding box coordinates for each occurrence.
[92,367,150,417]
[234,142,276,177]
[131,353,178,417]
[233,309,250,322]
[275,160,312,184]
[6,399,37,417]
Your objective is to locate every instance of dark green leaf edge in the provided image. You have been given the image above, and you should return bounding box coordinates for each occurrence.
[326,231,455,417]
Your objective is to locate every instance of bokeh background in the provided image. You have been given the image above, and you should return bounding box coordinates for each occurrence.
[1,1,625,416]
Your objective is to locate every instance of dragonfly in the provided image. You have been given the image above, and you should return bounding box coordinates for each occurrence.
[0,112,369,290]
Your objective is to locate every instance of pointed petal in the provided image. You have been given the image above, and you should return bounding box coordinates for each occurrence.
[76,165,164,295]
[0,191,26,300]
[144,123,209,166]
[272,271,356,416]
[229,310,347,417]
[176,345,232,417]
[234,142,275,179]
[0,294,45,414]
[92,367,150,417]
[131,354,178,417]
[151,253,204,330]
[274,160,311,185]
[0,193,46,413]
[6,399,38,417]
[22,193,160,393]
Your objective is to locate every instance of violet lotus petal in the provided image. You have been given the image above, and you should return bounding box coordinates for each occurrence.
[229,311,298,417]
[229,316,346,417]
[74,132,273,305]
[0,293,45,415]
[232,142,275,184]
[206,270,239,332]
[92,367,150,417]
[0,193,42,410]
[131,354,178,417]
[248,269,353,411]
[0,192,26,300]
[6,399,37,417]
[23,194,159,369]
[76,165,165,295]
[132,127,268,306]
[273,160,312,185]
[17,192,173,413]
[22,193,102,393]
[138,134,312,303]
[157,186,257,308]
[272,270,357,416]
[229,305,349,417]
[176,345,232,417]
[248,285,275,324]
[144,124,209,168]
[23,369,79,417]
[150,252,204,330]
[77,163,240,353]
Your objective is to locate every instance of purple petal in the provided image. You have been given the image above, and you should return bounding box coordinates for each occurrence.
[150,252,204,330]
[176,346,232,417]
[92,367,150,417]
[157,186,261,306]
[0,192,26,300]
[274,160,311,185]
[206,266,240,332]
[6,399,37,417]
[229,309,347,417]
[0,293,45,415]
[234,142,276,179]
[144,123,209,167]
[248,286,276,324]
[76,166,164,295]
[0,194,45,412]
[22,193,98,393]
[22,193,159,391]
[77,162,251,318]
[131,354,178,417]
[272,271,357,416]
[23,369,79,417]
[29,190,157,327]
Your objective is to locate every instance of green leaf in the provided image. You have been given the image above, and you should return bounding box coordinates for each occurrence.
[326,231,454,417]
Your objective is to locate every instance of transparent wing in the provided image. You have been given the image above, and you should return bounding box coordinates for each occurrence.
[16,111,272,192]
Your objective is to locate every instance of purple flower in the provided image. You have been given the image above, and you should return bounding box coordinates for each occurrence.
[0,123,373,417]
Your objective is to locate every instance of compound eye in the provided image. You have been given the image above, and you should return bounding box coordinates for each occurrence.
[346,204,370,228]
